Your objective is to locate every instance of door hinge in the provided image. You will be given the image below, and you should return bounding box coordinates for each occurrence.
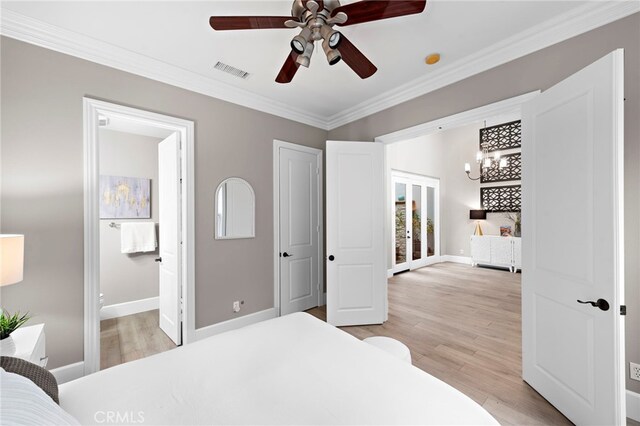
[620,305,626,316]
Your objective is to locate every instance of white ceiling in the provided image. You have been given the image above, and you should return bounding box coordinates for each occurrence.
[2,1,637,129]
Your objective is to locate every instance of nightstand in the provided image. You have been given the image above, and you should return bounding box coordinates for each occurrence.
[10,323,47,367]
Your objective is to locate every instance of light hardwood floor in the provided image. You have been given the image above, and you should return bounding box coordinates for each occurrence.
[308,262,570,425]
[100,309,176,370]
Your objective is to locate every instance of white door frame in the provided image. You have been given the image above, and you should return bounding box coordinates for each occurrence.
[390,170,441,273]
[272,139,324,315]
[83,98,195,375]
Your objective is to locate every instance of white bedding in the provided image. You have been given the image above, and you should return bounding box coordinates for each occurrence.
[60,313,498,425]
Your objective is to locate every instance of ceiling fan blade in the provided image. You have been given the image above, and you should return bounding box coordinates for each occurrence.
[331,0,426,26]
[209,16,293,30]
[337,36,377,79]
[275,51,301,84]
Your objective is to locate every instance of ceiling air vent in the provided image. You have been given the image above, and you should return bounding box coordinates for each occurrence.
[214,61,250,80]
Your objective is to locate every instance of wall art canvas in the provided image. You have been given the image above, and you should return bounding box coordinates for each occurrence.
[100,175,151,219]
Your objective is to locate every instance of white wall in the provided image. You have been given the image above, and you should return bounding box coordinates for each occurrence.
[387,122,518,267]
[99,129,161,306]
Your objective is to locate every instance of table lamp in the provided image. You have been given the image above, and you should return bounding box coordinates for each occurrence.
[0,234,25,356]
[1,234,24,287]
[469,210,487,236]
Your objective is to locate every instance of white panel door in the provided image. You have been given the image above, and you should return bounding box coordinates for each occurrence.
[522,50,625,425]
[279,146,320,316]
[326,141,385,326]
[158,132,181,345]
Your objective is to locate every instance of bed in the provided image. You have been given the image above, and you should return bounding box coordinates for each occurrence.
[59,313,498,425]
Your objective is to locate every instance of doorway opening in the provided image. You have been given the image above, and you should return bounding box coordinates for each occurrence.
[83,98,195,376]
[375,50,626,426]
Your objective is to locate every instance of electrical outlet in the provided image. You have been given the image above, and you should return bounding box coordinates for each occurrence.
[631,362,640,382]
[459,249,464,255]
[232,301,241,313]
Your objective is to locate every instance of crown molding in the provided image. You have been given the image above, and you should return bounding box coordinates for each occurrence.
[0,9,329,130]
[326,1,640,130]
[1,3,638,131]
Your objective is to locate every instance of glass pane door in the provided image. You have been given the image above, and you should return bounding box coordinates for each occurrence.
[394,182,407,265]
[392,172,440,272]
[412,185,422,261]
[426,186,436,257]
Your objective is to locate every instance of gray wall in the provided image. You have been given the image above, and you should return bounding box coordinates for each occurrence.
[330,13,640,393]
[99,129,161,307]
[0,37,327,369]
[387,122,514,269]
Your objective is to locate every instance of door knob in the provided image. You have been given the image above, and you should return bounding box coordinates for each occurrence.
[282,252,293,258]
[155,257,162,263]
[328,255,335,261]
[577,298,610,311]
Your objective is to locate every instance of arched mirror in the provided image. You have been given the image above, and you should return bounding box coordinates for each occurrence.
[215,178,255,239]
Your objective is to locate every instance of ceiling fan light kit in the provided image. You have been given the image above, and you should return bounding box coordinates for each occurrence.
[323,39,342,65]
[209,0,428,83]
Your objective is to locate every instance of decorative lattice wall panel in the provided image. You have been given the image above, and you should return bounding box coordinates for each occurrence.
[480,120,521,152]
[480,152,522,183]
[481,185,521,212]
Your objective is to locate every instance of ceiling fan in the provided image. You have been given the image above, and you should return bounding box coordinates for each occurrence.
[209,0,427,83]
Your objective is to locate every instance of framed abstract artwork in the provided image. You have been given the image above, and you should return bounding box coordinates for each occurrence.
[99,175,151,219]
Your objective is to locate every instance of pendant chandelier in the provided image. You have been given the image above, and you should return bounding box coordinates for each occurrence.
[464,122,508,181]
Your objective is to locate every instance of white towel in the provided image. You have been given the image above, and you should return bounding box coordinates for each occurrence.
[120,222,157,254]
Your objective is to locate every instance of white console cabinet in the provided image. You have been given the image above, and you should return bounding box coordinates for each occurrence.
[470,235,521,273]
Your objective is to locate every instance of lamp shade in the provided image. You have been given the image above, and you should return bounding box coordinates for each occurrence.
[469,210,487,220]
[0,235,24,286]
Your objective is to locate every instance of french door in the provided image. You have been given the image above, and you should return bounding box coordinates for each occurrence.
[391,171,439,273]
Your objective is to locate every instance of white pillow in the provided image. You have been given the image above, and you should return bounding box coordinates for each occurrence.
[0,368,79,425]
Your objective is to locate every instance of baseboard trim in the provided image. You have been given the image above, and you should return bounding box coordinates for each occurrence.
[628,390,640,422]
[100,296,159,320]
[49,361,85,385]
[194,308,277,341]
[441,255,473,265]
